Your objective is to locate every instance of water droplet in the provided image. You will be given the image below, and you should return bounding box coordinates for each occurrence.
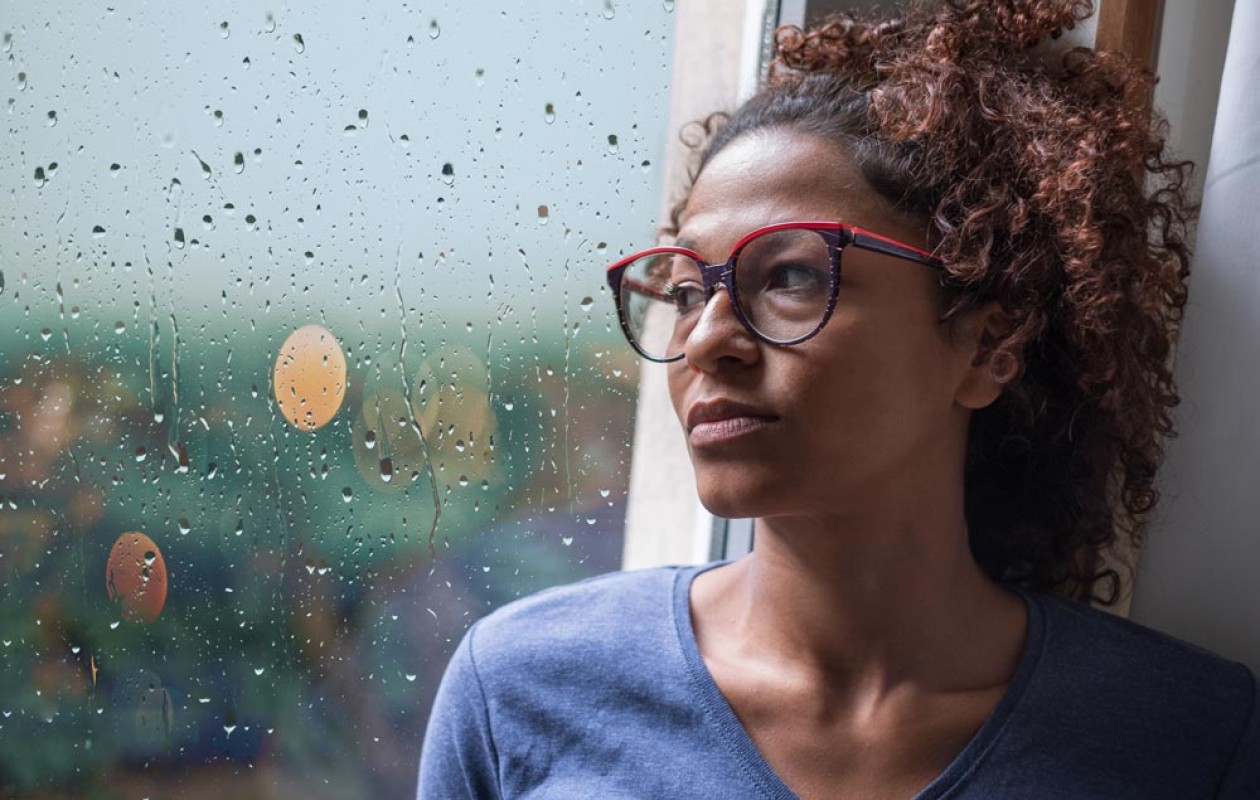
[458,475,469,487]
[607,134,619,153]
[114,322,126,335]
[219,21,230,38]
[177,518,190,535]
[135,447,147,463]
[562,536,574,546]
[602,0,615,19]
[405,673,417,682]
[292,33,305,53]
[33,166,45,188]
[342,487,353,502]
[92,225,106,238]
[599,488,611,498]
[46,110,57,127]
[364,430,377,450]
[441,162,454,185]
[224,724,237,736]
[537,205,550,224]
[39,328,52,342]
[379,458,393,483]
[254,667,265,676]
[428,19,441,39]
[663,0,674,10]
[233,152,245,173]
[579,296,594,312]
[543,103,556,124]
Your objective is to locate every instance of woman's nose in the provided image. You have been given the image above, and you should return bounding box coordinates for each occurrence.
[682,285,760,372]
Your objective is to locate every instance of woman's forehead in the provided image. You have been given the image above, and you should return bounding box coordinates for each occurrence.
[677,131,921,255]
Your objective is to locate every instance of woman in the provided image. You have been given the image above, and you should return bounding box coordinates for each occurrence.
[419,1,1260,797]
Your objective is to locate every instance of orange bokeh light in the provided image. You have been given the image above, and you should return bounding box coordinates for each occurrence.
[105,531,168,623]
[273,324,348,431]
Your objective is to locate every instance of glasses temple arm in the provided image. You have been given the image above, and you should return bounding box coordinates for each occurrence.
[851,231,943,269]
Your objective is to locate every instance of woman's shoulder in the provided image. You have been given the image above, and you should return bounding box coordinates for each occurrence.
[1024,588,1258,755]
[461,564,689,681]
[961,590,1260,795]
[1032,589,1255,696]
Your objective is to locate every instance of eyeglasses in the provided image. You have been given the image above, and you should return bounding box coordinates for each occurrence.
[605,221,944,363]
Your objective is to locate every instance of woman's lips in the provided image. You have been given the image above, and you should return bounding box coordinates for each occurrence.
[687,414,777,448]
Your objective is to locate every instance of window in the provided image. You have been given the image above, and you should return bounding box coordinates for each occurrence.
[0,3,674,795]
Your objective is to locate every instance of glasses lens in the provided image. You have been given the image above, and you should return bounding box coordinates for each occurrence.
[618,251,700,361]
[734,228,834,342]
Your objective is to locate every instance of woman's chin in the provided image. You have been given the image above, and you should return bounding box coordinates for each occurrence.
[695,483,771,521]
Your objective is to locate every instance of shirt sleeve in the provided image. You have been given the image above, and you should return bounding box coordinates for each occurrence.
[1215,671,1260,799]
[417,622,502,800]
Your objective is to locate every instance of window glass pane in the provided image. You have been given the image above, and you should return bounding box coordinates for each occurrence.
[0,2,672,795]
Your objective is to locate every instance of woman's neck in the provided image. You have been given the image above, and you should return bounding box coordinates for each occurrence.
[693,509,1026,703]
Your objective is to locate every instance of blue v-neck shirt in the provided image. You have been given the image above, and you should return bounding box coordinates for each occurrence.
[418,563,1260,798]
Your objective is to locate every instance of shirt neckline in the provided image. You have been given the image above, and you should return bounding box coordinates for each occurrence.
[671,560,1046,800]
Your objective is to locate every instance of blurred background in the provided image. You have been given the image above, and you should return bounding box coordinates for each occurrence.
[0,1,674,796]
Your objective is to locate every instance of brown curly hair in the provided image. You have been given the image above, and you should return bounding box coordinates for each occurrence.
[670,0,1193,604]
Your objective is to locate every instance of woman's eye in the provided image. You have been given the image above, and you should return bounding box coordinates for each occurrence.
[664,282,706,312]
[766,264,827,293]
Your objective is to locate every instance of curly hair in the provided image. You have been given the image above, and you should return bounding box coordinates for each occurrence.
[670,0,1193,604]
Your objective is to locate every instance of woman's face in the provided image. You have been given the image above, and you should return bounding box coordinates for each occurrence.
[668,130,989,520]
